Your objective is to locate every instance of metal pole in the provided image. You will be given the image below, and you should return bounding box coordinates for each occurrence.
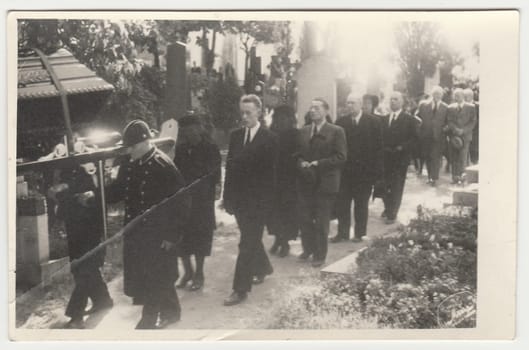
[97,159,108,240]
[33,48,75,155]
[58,92,75,154]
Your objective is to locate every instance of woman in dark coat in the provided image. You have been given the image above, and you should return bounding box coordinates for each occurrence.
[268,105,300,257]
[173,114,221,290]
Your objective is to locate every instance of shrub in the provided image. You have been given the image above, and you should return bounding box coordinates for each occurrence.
[268,209,477,329]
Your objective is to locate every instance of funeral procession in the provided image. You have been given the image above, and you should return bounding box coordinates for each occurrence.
[14,18,479,331]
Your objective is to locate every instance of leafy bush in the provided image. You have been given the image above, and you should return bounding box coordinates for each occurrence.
[268,209,477,329]
[204,64,243,132]
[268,282,378,329]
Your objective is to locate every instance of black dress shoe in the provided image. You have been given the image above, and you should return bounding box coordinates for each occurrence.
[351,237,363,243]
[330,235,347,243]
[135,319,157,329]
[84,298,113,315]
[311,259,325,268]
[252,275,265,285]
[277,244,290,257]
[223,291,247,306]
[190,275,204,291]
[64,318,85,329]
[176,273,193,289]
[297,252,311,262]
[156,314,181,329]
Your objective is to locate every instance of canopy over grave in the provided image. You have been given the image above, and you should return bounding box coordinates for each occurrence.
[17,48,114,161]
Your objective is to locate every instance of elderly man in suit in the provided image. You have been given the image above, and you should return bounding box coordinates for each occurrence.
[382,91,418,224]
[464,88,480,165]
[415,86,449,186]
[447,88,477,184]
[295,98,347,267]
[332,93,383,243]
[223,94,278,306]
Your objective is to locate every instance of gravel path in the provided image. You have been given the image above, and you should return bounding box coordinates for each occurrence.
[19,168,454,330]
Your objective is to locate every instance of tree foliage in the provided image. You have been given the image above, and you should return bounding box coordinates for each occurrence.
[394,22,455,98]
[18,19,165,128]
[18,19,293,131]
[203,64,243,132]
[224,21,290,89]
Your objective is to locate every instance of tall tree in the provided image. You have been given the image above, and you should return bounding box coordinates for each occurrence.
[224,21,288,90]
[394,22,453,98]
[194,21,224,75]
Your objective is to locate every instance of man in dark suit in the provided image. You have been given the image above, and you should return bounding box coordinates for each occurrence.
[295,98,347,267]
[223,94,278,306]
[332,94,383,243]
[382,92,418,224]
[50,164,113,329]
[415,86,449,186]
[447,88,477,184]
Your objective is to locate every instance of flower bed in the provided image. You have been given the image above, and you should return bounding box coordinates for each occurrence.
[269,209,477,329]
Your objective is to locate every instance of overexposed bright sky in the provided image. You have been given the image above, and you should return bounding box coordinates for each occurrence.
[304,19,479,92]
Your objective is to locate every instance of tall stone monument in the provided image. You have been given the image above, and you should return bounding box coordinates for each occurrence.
[294,22,337,126]
[165,42,188,122]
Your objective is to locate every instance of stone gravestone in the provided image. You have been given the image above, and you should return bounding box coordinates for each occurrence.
[165,42,188,123]
[294,54,337,126]
[163,42,188,159]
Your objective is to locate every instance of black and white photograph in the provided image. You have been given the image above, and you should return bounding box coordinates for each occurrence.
[6,10,518,341]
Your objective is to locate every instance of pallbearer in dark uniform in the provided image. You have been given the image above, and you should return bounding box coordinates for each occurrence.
[333,94,383,243]
[173,113,221,291]
[223,94,278,306]
[106,120,189,329]
[381,92,418,224]
[51,163,113,329]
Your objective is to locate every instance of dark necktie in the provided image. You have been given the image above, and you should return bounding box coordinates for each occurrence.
[433,102,437,115]
[311,125,318,139]
[244,128,251,146]
[352,117,357,127]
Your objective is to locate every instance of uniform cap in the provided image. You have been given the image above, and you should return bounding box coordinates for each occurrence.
[122,120,152,147]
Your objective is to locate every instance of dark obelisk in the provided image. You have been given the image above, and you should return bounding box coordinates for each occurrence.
[165,42,188,122]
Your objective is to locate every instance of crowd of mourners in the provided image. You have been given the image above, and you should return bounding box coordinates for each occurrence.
[49,85,478,329]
